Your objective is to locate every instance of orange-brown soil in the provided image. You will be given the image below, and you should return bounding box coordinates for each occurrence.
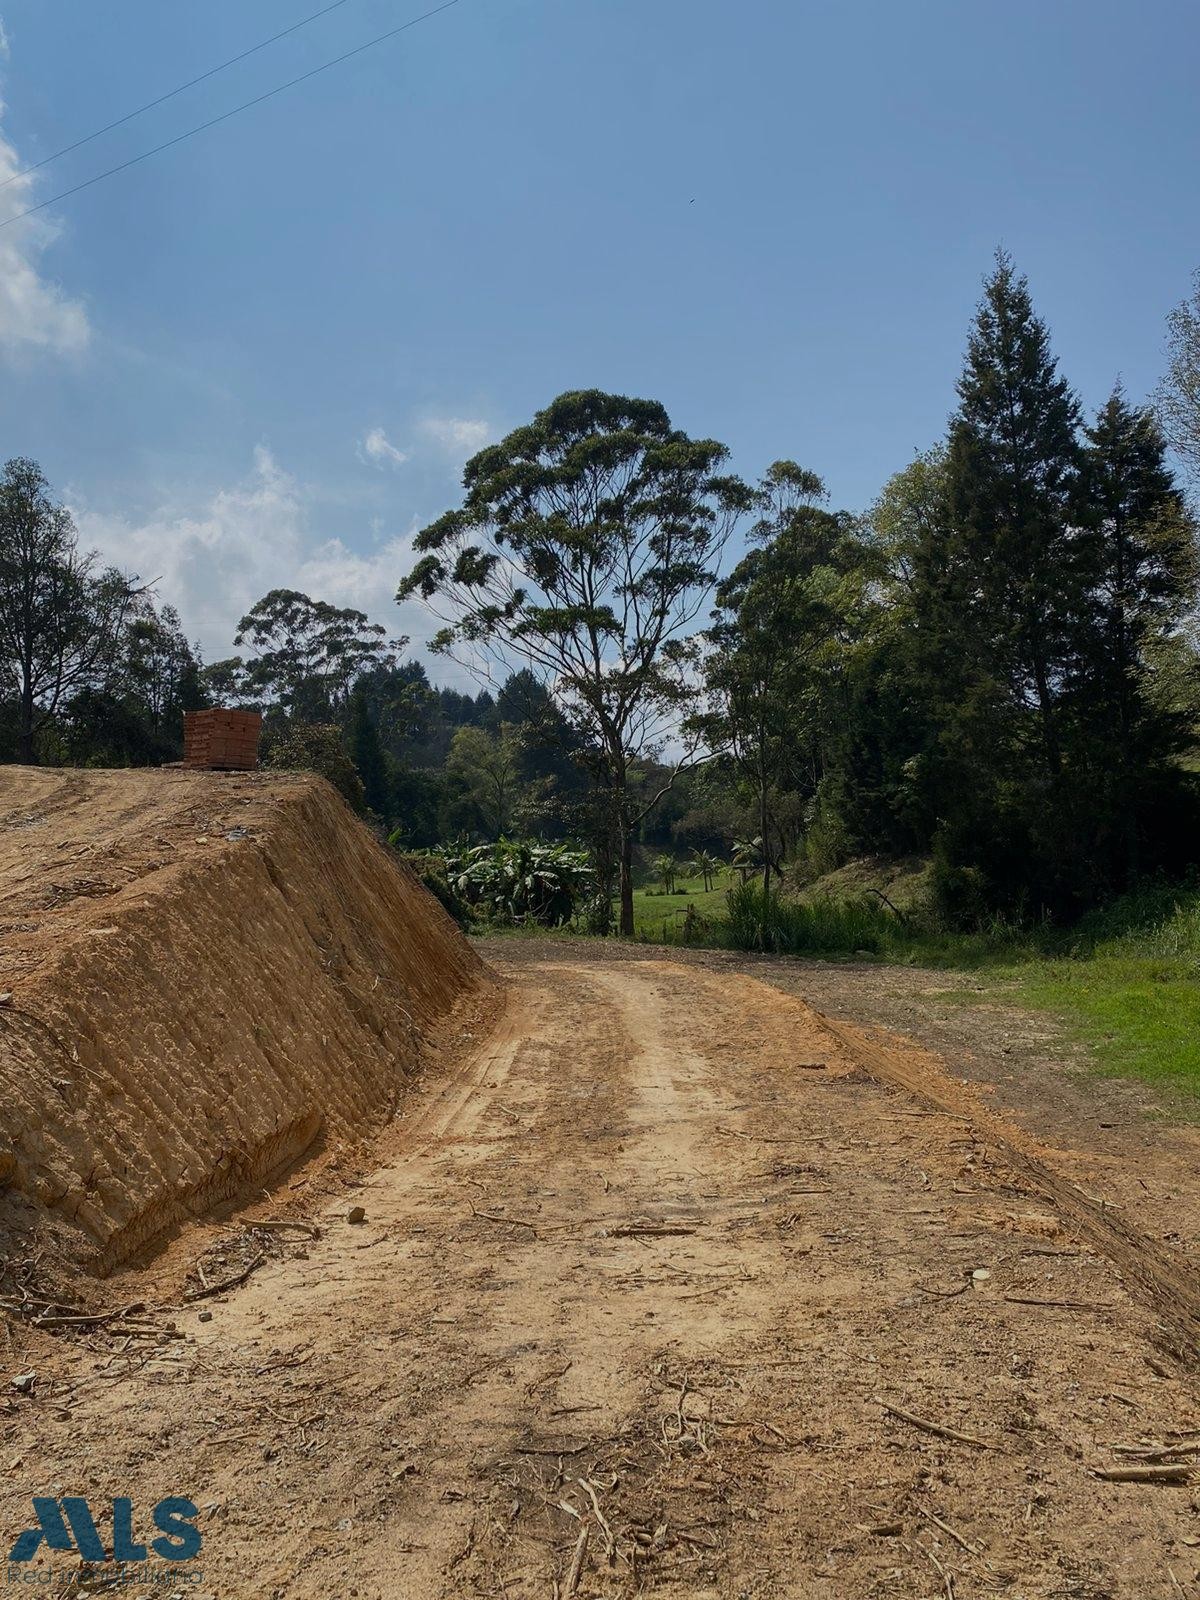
[0,767,486,1276]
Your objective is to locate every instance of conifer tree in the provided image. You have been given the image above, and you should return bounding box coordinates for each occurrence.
[946,252,1083,783]
[1075,388,1199,879]
[922,255,1091,915]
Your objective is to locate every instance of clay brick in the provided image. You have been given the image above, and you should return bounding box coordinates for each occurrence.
[183,709,262,771]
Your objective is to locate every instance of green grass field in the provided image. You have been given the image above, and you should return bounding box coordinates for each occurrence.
[627,864,741,940]
[1011,954,1200,1099]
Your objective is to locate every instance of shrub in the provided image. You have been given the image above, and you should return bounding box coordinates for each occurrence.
[264,722,364,811]
[721,882,890,954]
[393,847,473,930]
[437,840,597,927]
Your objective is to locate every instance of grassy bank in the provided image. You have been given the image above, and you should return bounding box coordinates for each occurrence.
[1006,887,1200,1099]
[640,878,1200,1103]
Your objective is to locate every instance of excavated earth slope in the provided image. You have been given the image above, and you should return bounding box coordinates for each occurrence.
[0,767,486,1274]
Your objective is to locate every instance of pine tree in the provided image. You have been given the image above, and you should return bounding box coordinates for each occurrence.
[347,691,390,818]
[928,254,1091,916]
[946,252,1083,782]
[1075,388,1200,880]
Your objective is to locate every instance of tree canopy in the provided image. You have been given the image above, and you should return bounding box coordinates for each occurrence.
[399,388,753,932]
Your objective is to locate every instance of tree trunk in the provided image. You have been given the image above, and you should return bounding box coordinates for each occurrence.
[18,677,35,764]
[618,821,634,937]
[1027,622,1062,780]
[758,745,771,904]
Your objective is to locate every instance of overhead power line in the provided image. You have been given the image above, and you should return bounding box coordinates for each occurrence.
[0,0,363,193]
[0,0,465,231]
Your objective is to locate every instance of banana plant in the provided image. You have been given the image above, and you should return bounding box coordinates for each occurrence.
[653,852,679,893]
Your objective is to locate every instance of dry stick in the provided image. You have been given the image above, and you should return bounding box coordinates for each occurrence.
[576,1479,615,1561]
[605,1224,699,1238]
[30,1308,123,1329]
[516,1442,593,1457]
[1093,1464,1191,1484]
[874,1397,996,1450]
[469,1202,540,1237]
[917,1506,981,1557]
[754,1421,796,1447]
[921,1539,957,1600]
[222,1218,320,1237]
[562,1524,589,1598]
[184,1252,265,1302]
[1113,1442,1200,1463]
[1003,1294,1116,1311]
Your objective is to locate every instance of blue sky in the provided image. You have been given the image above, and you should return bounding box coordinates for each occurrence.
[0,0,1196,682]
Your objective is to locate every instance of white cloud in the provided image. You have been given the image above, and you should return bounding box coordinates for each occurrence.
[357,426,408,470]
[356,416,493,472]
[419,415,491,457]
[0,59,90,354]
[72,447,429,663]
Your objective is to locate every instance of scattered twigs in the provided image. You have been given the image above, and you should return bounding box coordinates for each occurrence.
[469,1202,540,1237]
[874,1397,996,1450]
[184,1251,265,1302]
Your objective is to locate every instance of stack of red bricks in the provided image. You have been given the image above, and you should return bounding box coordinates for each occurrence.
[183,709,263,771]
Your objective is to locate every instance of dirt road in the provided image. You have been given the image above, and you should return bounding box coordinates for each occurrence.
[6,953,1200,1598]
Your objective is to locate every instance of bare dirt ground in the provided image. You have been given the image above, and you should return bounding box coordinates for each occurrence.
[5,945,1200,1599]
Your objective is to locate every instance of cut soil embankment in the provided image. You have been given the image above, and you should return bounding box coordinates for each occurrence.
[0,767,487,1274]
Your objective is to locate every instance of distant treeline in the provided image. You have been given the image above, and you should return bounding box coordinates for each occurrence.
[4,253,1200,931]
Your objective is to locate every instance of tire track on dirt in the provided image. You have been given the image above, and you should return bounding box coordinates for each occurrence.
[814,1006,1200,1362]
